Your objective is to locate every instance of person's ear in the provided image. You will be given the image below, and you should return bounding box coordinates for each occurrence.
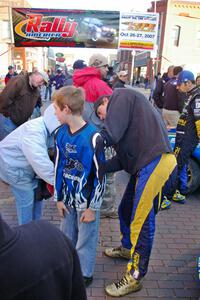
[63,104,71,114]
[103,97,109,104]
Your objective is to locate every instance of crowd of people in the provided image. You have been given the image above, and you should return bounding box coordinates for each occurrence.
[0,54,200,298]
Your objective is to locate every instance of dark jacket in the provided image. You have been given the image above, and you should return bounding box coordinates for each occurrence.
[4,72,18,85]
[50,74,66,90]
[113,79,126,89]
[153,74,170,109]
[0,73,40,126]
[163,78,186,112]
[102,88,172,175]
[0,216,87,300]
[174,86,200,170]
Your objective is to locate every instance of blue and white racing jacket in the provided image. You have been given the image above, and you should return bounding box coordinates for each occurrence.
[54,123,106,210]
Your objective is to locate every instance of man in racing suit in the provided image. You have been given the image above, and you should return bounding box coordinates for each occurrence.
[174,70,200,196]
[100,88,177,297]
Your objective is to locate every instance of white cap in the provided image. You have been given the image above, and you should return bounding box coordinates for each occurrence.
[89,53,108,68]
[39,71,49,83]
[117,70,128,77]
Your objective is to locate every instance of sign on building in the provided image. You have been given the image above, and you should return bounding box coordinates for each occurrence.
[12,8,120,48]
[119,12,159,51]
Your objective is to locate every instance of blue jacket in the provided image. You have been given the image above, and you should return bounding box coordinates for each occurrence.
[54,123,106,210]
[50,74,65,90]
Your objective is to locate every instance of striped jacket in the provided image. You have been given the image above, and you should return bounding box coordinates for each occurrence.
[54,123,106,210]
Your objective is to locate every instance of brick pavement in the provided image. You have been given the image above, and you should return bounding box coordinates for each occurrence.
[0,171,200,299]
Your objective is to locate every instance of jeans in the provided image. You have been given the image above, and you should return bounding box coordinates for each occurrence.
[61,206,100,277]
[45,86,52,101]
[0,113,17,141]
[10,185,43,225]
[30,106,41,119]
[101,147,117,213]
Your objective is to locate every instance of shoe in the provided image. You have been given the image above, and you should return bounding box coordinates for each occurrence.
[105,272,142,297]
[83,276,93,287]
[104,246,131,260]
[160,197,171,210]
[172,190,186,204]
[100,209,118,219]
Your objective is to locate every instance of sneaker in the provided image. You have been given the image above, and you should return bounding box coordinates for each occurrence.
[83,276,93,287]
[104,246,131,260]
[160,197,171,210]
[172,190,186,204]
[105,272,142,297]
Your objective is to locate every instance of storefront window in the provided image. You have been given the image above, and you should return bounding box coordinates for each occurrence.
[171,25,181,47]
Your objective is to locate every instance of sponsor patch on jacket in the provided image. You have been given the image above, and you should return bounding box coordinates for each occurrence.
[194,108,200,117]
[195,101,200,109]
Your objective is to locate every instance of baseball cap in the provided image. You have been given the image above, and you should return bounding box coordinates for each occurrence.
[117,70,128,77]
[8,65,14,70]
[89,53,108,68]
[73,59,87,70]
[39,71,49,83]
[177,70,195,85]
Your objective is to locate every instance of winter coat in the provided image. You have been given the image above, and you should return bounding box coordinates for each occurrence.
[4,72,18,85]
[0,104,60,189]
[113,79,126,89]
[73,67,112,102]
[0,215,87,300]
[102,88,172,175]
[50,74,65,90]
[0,73,40,126]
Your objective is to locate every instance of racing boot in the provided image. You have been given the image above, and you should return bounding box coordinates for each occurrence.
[105,272,142,297]
[172,190,186,204]
[104,246,131,260]
[160,196,171,210]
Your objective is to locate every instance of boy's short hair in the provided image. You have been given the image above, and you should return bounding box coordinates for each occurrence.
[53,86,85,115]
[94,94,111,115]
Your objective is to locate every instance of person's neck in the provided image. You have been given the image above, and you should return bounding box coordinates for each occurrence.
[67,115,86,133]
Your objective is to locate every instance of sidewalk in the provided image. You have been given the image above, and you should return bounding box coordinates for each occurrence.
[0,170,200,299]
[125,84,151,99]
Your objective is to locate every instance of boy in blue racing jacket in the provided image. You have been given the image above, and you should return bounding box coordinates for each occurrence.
[53,86,106,287]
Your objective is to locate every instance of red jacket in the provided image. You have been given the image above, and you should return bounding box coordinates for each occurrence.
[73,67,112,102]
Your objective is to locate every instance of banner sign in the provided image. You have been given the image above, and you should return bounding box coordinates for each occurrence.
[119,12,159,51]
[12,8,120,48]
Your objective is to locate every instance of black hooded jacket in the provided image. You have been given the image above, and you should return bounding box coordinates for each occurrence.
[102,88,172,175]
[0,216,86,300]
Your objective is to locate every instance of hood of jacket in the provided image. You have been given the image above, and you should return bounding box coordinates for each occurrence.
[73,67,101,87]
[43,104,61,135]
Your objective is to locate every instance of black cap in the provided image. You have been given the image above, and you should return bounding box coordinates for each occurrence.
[73,60,87,70]
[8,65,14,70]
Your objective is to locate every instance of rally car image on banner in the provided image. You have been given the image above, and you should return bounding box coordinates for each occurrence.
[81,17,116,43]
[168,128,200,194]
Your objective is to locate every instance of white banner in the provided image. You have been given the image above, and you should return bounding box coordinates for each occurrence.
[119,12,159,51]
